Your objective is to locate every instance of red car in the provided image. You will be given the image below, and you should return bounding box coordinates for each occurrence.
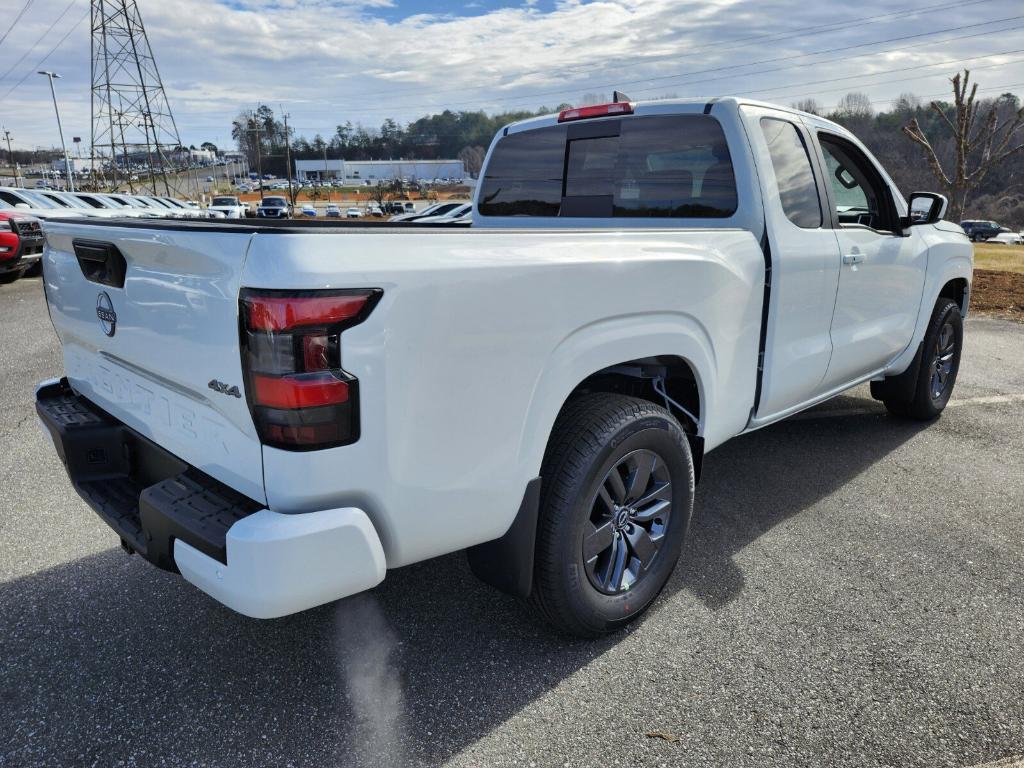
[0,210,44,284]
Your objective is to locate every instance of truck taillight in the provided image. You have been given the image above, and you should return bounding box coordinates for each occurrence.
[240,288,381,450]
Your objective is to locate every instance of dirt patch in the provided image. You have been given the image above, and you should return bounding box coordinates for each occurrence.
[971,269,1024,319]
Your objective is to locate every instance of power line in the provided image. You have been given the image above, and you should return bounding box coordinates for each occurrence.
[0,0,35,49]
[0,8,89,101]
[288,13,1024,117]
[337,0,999,106]
[623,21,1024,98]
[754,50,1024,104]
[0,0,79,84]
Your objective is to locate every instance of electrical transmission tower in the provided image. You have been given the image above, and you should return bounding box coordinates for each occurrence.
[90,0,182,195]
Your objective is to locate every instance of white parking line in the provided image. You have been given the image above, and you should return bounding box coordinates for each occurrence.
[789,392,1024,421]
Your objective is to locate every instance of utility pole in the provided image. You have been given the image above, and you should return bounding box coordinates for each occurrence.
[322,144,331,203]
[247,118,263,194]
[282,110,295,207]
[3,129,21,186]
[38,71,75,192]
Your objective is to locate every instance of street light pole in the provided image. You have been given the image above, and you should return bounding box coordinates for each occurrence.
[38,71,75,192]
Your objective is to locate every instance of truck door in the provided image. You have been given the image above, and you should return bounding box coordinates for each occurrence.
[813,132,927,388]
[740,106,842,419]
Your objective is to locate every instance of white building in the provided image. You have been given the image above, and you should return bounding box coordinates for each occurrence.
[294,158,465,183]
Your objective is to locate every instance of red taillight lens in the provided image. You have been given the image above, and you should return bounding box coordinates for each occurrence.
[557,102,634,123]
[240,288,381,450]
[252,373,349,409]
[245,293,372,331]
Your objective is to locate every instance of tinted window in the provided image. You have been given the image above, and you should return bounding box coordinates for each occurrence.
[478,114,737,218]
[759,118,821,229]
[477,126,564,216]
[818,134,896,232]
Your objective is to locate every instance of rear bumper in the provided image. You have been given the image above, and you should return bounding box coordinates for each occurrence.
[36,378,386,618]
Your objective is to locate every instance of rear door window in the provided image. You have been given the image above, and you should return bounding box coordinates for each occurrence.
[759,118,822,229]
[478,114,737,218]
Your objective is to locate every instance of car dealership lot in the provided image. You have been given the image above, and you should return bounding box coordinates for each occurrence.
[1,276,1022,768]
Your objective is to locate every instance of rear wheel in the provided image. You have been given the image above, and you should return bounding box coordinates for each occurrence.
[532,394,694,637]
[873,298,963,420]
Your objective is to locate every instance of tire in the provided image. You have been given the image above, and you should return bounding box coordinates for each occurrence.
[874,298,963,420]
[0,269,25,285]
[532,393,695,637]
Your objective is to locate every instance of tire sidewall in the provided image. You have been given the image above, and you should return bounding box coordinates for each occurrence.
[551,415,693,633]
[917,300,964,414]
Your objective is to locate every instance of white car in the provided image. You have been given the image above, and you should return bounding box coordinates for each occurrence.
[345,207,361,218]
[388,201,465,222]
[36,97,972,636]
[0,187,90,219]
[413,203,472,224]
[325,203,342,218]
[208,195,248,219]
[987,232,1023,245]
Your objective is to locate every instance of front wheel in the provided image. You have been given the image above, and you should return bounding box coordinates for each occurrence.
[531,394,695,637]
[873,298,963,420]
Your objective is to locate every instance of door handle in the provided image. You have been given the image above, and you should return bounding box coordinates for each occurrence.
[842,253,864,265]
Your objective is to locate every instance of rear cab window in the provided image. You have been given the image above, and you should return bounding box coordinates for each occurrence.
[478,114,738,220]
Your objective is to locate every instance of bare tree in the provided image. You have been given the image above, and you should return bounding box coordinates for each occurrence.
[835,92,873,120]
[892,92,921,113]
[903,70,1024,222]
[792,98,822,116]
[457,145,486,178]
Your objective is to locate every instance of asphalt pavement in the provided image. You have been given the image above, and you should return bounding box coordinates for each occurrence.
[1,274,1022,768]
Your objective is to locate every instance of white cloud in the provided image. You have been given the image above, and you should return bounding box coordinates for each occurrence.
[1,0,1022,149]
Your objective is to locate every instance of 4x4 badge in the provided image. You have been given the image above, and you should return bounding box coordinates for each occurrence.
[208,379,242,398]
[96,292,117,337]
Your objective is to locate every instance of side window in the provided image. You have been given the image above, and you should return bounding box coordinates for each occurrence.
[759,118,821,229]
[818,135,895,232]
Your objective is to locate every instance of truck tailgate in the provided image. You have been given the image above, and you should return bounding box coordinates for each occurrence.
[41,221,265,503]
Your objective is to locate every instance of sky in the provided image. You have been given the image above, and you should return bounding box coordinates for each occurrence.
[1,0,1023,152]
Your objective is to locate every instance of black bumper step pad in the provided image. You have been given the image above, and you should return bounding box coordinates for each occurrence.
[37,379,261,572]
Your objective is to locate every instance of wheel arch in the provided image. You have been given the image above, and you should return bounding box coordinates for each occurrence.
[469,319,715,600]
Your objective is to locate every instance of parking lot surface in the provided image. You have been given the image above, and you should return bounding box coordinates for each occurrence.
[1,275,1022,768]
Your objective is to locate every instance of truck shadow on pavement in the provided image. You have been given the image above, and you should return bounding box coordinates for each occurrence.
[0,393,929,767]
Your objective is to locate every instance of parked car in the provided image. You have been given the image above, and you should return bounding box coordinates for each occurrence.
[325,203,342,218]
[345,207,361,218]
[959,220,1006,241]
[34,189,124,218]
[208,195,248,219]
[366,205,384,217]
[34,97,972,636]
[412,203,472,224]
[388,201,465,223]
[0,187,91,220]
[987,232,1024,245]
[256,196,291,218]
[0,210,44,283]
[300,204,317,217]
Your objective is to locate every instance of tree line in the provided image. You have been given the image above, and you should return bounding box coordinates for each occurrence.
[227,76,1022,226]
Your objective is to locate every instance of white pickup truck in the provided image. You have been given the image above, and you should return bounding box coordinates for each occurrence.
[35,98,971,636]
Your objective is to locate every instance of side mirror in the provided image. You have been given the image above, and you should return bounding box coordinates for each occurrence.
[902,192,947,228]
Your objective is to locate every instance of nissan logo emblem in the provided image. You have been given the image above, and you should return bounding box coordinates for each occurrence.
[96,292,117,337]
